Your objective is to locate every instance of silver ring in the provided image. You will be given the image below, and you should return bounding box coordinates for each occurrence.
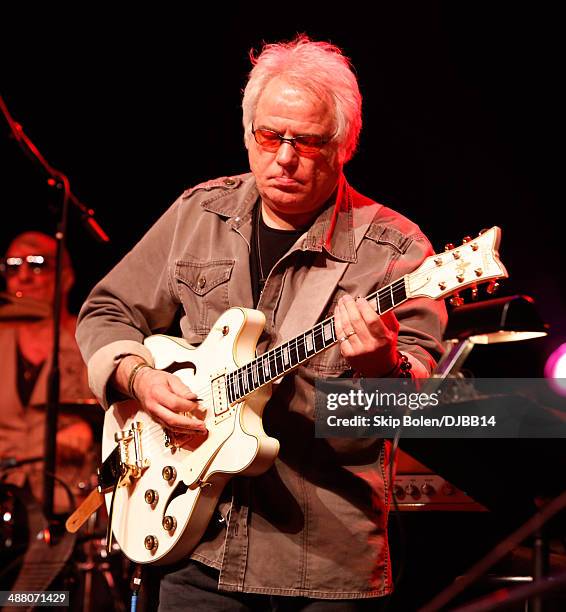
[339,336,348,343]
[346,330,356,338]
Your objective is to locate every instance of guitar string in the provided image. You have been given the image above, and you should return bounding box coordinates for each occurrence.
[133,278,409,446]
[129,263,486,446]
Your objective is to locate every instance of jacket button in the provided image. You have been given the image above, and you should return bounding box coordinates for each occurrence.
[198,276,206,289]
[224,178,236,186]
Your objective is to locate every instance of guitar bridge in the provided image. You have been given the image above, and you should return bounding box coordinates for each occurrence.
[114,421,150,483]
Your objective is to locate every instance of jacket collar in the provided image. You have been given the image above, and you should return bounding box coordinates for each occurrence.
[201,172,358,263]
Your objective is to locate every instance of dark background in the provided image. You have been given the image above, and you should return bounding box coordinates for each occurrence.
[1,5,565,609]
[1,4,563,374]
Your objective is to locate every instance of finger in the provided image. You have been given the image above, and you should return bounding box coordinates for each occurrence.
[168,374,199,401]
[149,403,207,433]
[153,384,202,415]
[333,299,347,341]
[338,297,367,348]
[335,300,357,356]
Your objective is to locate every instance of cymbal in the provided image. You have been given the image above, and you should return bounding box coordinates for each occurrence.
[0,292,51,325]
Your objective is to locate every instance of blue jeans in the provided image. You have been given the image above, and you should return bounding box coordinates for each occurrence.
[157,561,390,611]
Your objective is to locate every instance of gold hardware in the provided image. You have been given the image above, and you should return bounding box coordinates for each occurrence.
[474,268,483,277]
[450,294,464,307]
[456,273,465,283]
[144,489,158,505]
[162,466,177,482]
[444,243,455,252]
[471,243,479,251]
[438,282,446,291]
[453,251,461,260]
[222,326,229,336]
[434,257,442,266]
[487,281,499,294]
[144,535,158,551]
[162,516,177,532]
[471,285,478,300]
[462,236,472,243]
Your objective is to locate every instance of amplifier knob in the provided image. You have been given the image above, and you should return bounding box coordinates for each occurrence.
[393,485,405,500]
[441,483,456,496]
[405,484,420,499]
[421,483,436,496]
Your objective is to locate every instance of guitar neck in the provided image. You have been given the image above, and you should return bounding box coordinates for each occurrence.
[226,277,408,403]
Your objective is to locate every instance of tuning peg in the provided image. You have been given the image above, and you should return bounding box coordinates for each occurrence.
[478,228,490,235]
[462,236,472,244]
[470,284,478,300]
[450,293,464,307]
[486,280,500,294]
[444,243,455,252]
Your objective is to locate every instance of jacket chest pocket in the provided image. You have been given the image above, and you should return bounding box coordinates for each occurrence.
[174,259,235,336]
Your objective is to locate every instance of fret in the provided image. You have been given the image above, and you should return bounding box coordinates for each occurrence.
[227,373,234,403]
[283,345,290,367]
[291,338,301,364]
[263,354,271,379]
[257,357,266,386]
[246,365,254,393]
[297,337,307,362]
[323,320,333,343]
[314,324,325,352]
[252,360,259,388]
[375,292,382,314]
[274,348,284,375]
[306,331,314,354]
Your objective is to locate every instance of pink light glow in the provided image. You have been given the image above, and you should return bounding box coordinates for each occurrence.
[544,343,566,397]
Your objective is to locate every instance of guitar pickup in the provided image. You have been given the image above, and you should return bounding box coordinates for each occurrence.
[211,374,230,417]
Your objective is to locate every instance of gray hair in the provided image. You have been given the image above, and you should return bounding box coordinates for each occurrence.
[242,35,362,163]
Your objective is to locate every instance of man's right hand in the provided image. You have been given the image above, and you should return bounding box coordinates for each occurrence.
[113,356,207,434]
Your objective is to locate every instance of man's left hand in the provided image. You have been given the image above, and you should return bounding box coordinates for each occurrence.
[334,295,399,377]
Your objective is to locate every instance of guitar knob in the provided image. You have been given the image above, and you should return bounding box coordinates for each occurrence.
[144,489,158,505]
[144,535,159,551]
[462,236,472,244]
[450,294,464,307]
[444,243,455,252]
[162,466,177,482]
[487,281,500,294]
[162,516,177,532]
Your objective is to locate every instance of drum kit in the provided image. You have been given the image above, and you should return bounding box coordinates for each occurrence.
[0,292,130,611]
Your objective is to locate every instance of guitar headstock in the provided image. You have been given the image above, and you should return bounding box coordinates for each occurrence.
[406,226,508,302]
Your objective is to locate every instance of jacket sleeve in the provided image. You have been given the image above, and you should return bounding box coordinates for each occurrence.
[76,197,184,408]
[391,234,448,374]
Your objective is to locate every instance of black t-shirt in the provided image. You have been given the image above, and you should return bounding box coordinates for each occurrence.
[250,202,306,307]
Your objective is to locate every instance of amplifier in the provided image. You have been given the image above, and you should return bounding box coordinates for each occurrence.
[394,450,486,511]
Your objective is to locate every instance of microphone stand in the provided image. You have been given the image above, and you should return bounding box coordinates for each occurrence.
[0,93,110,520]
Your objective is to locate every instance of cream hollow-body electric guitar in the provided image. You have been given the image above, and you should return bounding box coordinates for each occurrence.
[100,227,507,565]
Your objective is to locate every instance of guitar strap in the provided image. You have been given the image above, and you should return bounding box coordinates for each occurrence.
[276,183,381,346]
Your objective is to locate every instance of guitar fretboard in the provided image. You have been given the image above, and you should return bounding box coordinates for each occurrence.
[226,277,408,403]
